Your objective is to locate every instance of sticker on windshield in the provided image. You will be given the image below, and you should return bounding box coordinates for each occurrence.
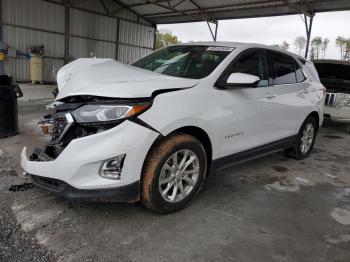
[207,46,235,52]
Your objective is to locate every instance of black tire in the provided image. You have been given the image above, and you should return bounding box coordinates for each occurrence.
[141,133,207,214]
[286,116,317,160]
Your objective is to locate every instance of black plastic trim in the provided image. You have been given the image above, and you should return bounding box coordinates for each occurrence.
[210,135,297,173]
[130,117,161,134]
[31,175,140,202]
[151,87,193,98]
[215,47,307,89]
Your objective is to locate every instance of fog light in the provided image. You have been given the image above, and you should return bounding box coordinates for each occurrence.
[100,155,125,180]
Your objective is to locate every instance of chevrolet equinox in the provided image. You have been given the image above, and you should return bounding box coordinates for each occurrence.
[21,42,325,213]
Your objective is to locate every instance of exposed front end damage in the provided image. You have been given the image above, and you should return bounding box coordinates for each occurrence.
[30,97,129,162]
[21,95,160,202]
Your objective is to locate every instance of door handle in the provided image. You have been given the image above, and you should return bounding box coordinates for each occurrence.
[265,94,277,99]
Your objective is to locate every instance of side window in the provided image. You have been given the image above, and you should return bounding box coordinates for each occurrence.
[272,53,297,85]
[225,49,269,87]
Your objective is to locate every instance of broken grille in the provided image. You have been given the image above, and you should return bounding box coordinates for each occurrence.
[325,93,337,107]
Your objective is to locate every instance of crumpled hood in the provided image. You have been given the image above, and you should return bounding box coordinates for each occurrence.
[56,58,199,100]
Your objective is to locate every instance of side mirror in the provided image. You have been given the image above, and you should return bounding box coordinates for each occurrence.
[226,72,260,88]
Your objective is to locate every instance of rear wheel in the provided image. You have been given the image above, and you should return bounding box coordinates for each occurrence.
[141,133,207,214]
[287,116,317,159]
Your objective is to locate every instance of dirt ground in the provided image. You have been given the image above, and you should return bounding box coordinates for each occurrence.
[1,101,350,262]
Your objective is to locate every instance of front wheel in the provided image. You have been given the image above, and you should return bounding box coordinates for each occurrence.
[141,133,207,214]
[287,116,317,160]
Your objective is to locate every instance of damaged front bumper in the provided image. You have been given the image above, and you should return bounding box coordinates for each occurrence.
[21,120,159,202]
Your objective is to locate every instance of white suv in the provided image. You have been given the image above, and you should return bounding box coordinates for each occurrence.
[21,42,325,213]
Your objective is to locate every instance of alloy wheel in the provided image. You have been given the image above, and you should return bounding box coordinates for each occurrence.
[300,123,314,154]
[159,149,200,203]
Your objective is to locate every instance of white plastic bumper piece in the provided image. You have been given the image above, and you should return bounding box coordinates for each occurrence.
[21,120,159,189]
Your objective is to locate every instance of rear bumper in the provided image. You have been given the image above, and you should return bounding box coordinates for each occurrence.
[30,174,140,202]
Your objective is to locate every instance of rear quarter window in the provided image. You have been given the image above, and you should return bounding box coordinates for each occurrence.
[304,61,321,82]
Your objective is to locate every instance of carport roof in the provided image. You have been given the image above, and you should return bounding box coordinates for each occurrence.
[116,0,350,24]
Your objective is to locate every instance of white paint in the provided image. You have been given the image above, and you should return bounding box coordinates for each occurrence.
[227,72,260,85]
[334,188,350,201]
[56,58,198,100]
[325,234,350,244]
[265,181,300,192]
[322,173,338,179]
[12,202,63,232]
[0,148,4,156]
[330,207,350,225]
[294,177,310,184]
[35,231,51,246]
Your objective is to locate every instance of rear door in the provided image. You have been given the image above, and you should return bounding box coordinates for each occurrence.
[268,51,312,137]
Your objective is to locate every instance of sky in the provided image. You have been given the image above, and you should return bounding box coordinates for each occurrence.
[158,11,350,59]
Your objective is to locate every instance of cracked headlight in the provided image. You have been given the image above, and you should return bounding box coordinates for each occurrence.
[72,103,151,123]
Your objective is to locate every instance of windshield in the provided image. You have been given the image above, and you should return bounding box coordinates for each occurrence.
[132,45,233,79]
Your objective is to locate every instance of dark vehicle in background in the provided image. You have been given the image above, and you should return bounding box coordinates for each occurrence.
[313,60,350,132]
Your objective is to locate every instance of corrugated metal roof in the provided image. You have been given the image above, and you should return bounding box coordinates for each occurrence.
[116,0,350,24]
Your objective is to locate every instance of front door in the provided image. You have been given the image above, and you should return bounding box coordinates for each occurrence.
[217,48,284,157]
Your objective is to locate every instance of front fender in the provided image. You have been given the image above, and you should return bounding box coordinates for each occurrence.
[139,87,222,159]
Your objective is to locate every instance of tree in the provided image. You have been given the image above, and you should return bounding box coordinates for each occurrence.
[294,36,306,56]
[310,46,315,60]
[311,37,323,60]
[336,36,348,60]
[280,41,290,51]
[321,38,330,58]
[271,41,290,51]
[345,40,350,61]
[155,29,180,49]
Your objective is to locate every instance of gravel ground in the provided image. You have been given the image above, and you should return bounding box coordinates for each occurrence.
[0,151,53,262]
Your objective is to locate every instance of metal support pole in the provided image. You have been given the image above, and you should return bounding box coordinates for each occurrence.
[153,24,157,50]
[0,0,4,75]
[64,3,70,64]
[115,18,120,60]
[304,14,314,59]
[207,21,218,42]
